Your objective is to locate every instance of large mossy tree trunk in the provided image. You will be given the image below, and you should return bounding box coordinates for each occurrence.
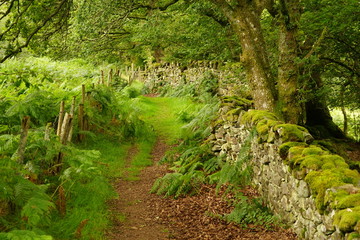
[277,0,303,124]
[212,0,277,112]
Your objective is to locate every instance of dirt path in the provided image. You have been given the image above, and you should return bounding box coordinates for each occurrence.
[105,137,297,240]
[105,95,297,239]
[106,138,171,240]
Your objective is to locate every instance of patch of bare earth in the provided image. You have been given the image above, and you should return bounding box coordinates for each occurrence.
[106,138,297,239]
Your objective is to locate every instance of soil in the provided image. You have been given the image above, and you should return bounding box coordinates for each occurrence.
[105,138,298,240]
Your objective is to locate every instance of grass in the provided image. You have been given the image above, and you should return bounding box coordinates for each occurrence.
[137,96,203,144]
[49,93,205,239]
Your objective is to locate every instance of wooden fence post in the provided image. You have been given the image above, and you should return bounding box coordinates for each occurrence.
[67,96,76,142]
[78,104,84,141]
[56,112,73,173]
[56,101,65,136]
[101,70,105,85]
[107,69,113,86]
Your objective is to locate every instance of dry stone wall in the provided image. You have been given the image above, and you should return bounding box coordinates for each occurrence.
[135,62,248,97]
[210,107,360,240]
[139,63,360,240]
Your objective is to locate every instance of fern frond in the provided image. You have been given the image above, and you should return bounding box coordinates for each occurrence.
[0,230,53,240]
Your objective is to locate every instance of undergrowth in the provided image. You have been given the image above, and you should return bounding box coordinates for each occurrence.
[0,58,158,239]
[150,72,279,229]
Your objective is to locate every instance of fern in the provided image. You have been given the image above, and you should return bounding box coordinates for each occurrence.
[0,230,53,240]
[223,197,277,229]
[212,129,255,191]
[21,197,55,227]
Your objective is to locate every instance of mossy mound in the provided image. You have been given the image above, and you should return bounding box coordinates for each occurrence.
[334,206,360,233]
[241,110,278,127]
[305,168,360,211]
[274,124,313,143]
[279,142,308,159]
[221,96,253,110]
[240,111,313,144]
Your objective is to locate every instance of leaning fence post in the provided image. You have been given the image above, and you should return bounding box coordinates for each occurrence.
[67,96,76,142]
[107,69,113,86]
[56,101,65,136]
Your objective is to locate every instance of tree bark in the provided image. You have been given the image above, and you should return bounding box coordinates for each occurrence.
[277,0,303,124]
[212,0,277,111]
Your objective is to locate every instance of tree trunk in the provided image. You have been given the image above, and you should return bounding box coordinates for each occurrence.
[305,68,346,139]
[277,0,303,124]
[233,11,276,111]
[215,1,277,111]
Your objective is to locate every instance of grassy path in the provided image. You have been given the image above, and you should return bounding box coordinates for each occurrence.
[103,96,190,239]
[87,95,296,240]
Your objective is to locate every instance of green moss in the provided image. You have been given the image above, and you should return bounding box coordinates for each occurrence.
[300,156,323,170]
[302,146,325,156]
[241,110,278,126]
[255,119,282,142]
[279,142,308,159]
[348,232,360,240]
[321,155,349,170]
[226,108,243,117]
[337,194,360,209]
[305,169,360,211]
[221,96,253,109]
[288,145,306,160]
[274,124,311,143]
[325,189,349,208]
[334,206,360,233]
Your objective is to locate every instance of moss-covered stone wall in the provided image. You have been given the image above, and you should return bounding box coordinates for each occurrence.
[210,107,360,240]
[140,66,360,239]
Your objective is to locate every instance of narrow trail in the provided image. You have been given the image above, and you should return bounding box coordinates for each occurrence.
[106,138,171,240]
[105,96,297,240]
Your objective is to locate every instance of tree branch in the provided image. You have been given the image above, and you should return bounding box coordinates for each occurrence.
[0,0,70,63]
[301,27,328,63]
[0,0,16,21]
[321,57,360,78]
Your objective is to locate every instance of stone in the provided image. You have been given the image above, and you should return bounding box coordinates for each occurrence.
[313,230,327,240]
[212,145,222,152]
[281,182,289,195]
[317,224,327,233]
[297,180,310,198]
[231,144,240,152]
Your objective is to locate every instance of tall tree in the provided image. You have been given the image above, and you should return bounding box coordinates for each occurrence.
[209,0,277,113]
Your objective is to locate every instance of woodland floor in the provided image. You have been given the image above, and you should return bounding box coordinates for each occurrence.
[105,136,297,240]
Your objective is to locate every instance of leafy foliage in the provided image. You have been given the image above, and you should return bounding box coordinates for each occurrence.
[223,197,277,229]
